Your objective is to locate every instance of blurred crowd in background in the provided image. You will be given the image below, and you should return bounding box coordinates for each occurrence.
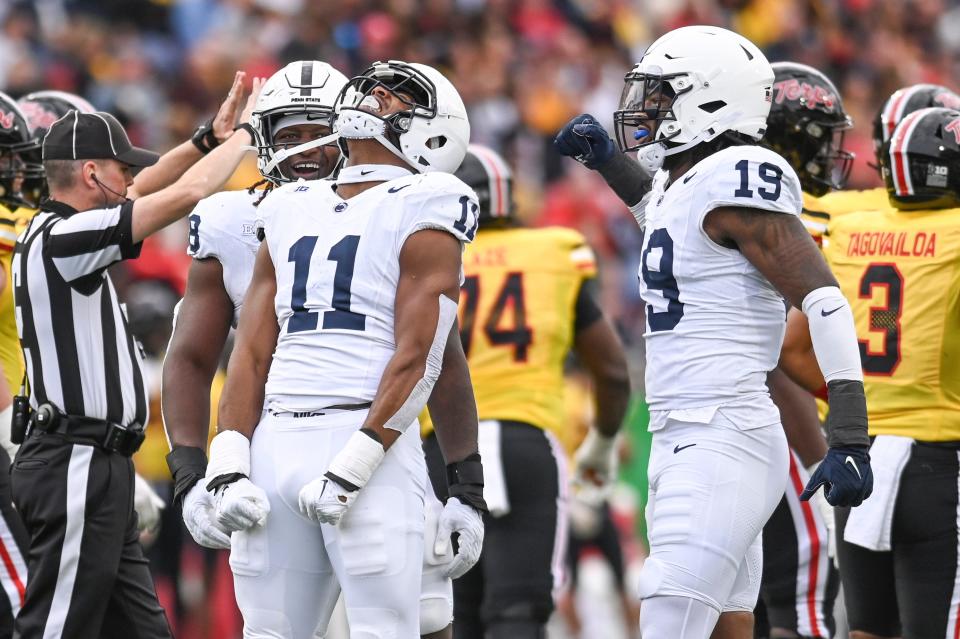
[1,0,958,637]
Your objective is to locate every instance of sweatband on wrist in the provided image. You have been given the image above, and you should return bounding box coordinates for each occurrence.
[824,379,870,448]
[166,445,208,505]
[325,430,386,492]
[801,286,863,382]
[234,122,256,140]
[596,152,652,207]
[447,452,488,513]
[191,118,219,154]
[205,430,251,492]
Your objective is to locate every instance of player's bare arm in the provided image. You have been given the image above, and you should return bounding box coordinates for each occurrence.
[766,367,826,466]
[427,322,480,465]
[362,229,464,449]
[217,242,279,439]
[778,308,825,394]
[705,205,872,506]
[570,303,631,492]
[128,71,248,199]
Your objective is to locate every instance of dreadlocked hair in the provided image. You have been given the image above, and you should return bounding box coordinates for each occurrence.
[247,178,275,207]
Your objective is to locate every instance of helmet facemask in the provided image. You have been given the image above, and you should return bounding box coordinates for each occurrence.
[614,71,689,154]
[258,111,337,183]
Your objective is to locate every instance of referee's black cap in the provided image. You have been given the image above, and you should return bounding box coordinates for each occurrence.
[42,111,159,168]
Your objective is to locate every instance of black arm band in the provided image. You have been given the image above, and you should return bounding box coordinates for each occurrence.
[595,152,652,207]
[166,446,208,507]
[191,118,219,154]
[824,379,870,448]
[446,452,488,513]
[323,471,361,492]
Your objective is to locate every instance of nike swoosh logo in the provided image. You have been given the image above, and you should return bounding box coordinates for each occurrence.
[682,172,697,184]
[360,169,374,175]
[388,184,411,193]
[674,443,696,454]
[845,456,862,480]
[821,306,844,317]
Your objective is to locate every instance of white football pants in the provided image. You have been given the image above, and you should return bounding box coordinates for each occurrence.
[639,401,789,638]
[231,410,426,639]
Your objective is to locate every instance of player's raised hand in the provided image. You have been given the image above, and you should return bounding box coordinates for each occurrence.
[239,76,266,126]
[800,446,873,507]
[434,497,484,579]
[572,429,619,495]
[211,71,247,143]
[554,114,616,169]
[182,483,232,549]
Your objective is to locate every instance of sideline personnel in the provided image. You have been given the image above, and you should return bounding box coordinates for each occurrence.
[11,77,259,638]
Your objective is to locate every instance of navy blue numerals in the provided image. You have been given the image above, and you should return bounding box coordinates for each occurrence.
[641,228,684,331]
[287,235,366,334]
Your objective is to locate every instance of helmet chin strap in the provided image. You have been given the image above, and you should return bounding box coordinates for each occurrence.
[261,132,341,178]
[635,143,666,174]
[335,108,425,173]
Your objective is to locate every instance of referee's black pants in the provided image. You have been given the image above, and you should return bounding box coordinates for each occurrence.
[424,420,565,639]
[0,446,29,639]
[10,432,171,639]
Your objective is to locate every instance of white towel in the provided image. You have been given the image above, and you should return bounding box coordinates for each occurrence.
[844,435,914,551]
[478,420,510,517]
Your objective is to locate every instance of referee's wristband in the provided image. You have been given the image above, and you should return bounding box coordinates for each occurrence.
[234,122,256,140]
[166,446,208,506]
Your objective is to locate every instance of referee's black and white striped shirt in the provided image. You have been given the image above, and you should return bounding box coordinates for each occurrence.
[13,199,148,427]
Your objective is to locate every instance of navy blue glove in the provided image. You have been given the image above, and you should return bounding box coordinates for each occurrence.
[800,446,873,507]
[554,114,616,169]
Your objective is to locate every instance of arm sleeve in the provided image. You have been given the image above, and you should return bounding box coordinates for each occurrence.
[45,200,142,282]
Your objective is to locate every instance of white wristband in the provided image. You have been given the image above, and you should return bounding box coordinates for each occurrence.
[801,286,863,382]
[327,431,386,490]
[206,430,251,479]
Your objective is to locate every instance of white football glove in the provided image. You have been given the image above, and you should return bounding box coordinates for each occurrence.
[434,497,484,579]
[182,482,231,549]
[807,462,838,566]
[133,473,165,534]
[214,478,270,531]
[298,476,358,525]
[299,430,385,526]
[572,429,619,493]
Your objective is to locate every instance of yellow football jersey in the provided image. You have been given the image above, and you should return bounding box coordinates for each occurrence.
[0,206,36,394]
[824,206,960,441]
[422,226,597,438]
[801,188,889,247]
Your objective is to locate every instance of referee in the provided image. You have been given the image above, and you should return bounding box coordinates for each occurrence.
[11,101,256,638]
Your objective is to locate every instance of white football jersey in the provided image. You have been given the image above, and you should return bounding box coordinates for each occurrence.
[187,189,263,325]
[639,144,802,410]
[261,172,479,410]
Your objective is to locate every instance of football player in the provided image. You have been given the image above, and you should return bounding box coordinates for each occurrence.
[203,60,486,638]
[754,61,849,639]
[779,106,960,639]
[554,26,872,638]
[419,144,631,638]
[0,91,34,638]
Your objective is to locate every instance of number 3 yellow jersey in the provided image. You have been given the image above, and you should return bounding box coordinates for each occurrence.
[422,226,597,437]
[824,206,960,441]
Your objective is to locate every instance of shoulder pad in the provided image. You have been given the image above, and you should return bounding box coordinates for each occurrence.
[187,190,260,259]
[690,145,803,216]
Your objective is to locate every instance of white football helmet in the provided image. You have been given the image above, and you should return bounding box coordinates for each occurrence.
[614,25,774,158]
[251,60,348,184]
[333,60,470,174]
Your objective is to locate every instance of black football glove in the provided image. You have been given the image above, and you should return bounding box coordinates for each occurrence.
[554,114,616,169]
[800,446,873,507]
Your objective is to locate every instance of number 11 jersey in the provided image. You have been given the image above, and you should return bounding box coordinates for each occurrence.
[639,145,803,411]
[260,172,479,411]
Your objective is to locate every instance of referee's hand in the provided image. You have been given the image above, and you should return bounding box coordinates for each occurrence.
[134,473,165,533]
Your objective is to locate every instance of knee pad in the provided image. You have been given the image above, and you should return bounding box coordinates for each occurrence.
[237,609,294,638]
[419,595,452,635]
[347,608,399,639]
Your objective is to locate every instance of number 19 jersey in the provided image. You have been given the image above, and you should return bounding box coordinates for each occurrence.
[823,206,960,441]
[260,172,479,411]
[639,145,803,411]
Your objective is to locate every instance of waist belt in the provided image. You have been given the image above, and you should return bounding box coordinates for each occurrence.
[267,401,372,418]
[31,404,145,456]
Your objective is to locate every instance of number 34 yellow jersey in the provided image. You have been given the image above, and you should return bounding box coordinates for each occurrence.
[422,226,597,437]
[824,206,960,441]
